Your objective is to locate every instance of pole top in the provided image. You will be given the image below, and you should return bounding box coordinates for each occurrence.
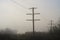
[29,7,37,9]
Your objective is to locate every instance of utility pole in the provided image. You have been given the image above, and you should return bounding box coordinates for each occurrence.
[51,20,53,27]
[49,20,54,31]
[50,20,54,28]
[26,7,40,36]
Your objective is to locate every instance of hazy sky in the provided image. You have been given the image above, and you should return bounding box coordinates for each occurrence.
[0,0,60,33]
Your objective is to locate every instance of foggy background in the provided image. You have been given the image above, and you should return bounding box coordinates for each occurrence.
[0,0,60,33]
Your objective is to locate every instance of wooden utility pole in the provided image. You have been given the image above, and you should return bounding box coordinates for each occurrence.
[26,7,40,36]
[51,20,53,27]
[49,20,54,31]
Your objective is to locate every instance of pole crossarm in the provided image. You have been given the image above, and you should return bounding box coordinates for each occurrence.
[26,19,40,21]
[29,7,37,9]
[26,13,40,15]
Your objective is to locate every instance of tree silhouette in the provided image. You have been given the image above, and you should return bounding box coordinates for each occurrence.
[49,21,60,40]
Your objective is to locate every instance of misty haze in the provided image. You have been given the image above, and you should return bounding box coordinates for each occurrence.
[0,0,60,40]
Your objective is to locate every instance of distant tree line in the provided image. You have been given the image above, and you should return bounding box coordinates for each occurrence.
[0,21,60,40]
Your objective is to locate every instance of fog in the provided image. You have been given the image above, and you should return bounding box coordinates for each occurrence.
[0,0,60,33]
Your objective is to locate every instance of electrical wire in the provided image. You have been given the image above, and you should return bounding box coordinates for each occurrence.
[10,0,30,12]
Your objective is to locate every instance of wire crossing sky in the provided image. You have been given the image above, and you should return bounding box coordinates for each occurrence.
[10,0,28,10]
[0,0,60,33]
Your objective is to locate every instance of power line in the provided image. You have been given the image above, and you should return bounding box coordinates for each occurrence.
[10,0,27,9]
[10,0,30,12]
